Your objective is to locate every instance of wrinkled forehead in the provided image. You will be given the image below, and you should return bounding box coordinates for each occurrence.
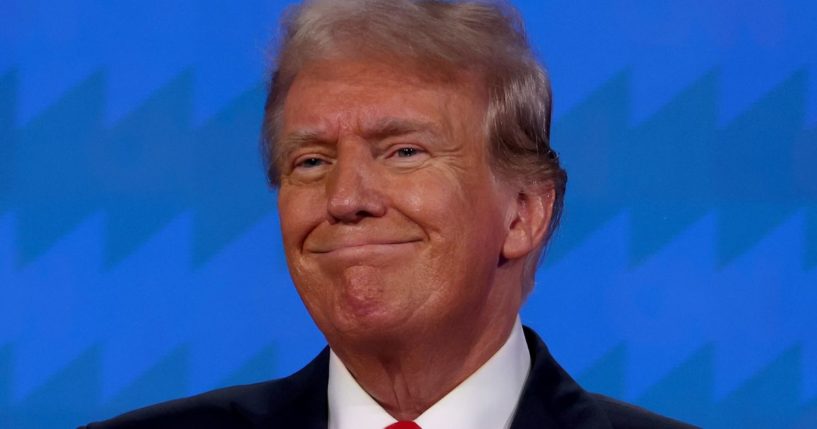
[268,39,491,140]
[280,58,488,136]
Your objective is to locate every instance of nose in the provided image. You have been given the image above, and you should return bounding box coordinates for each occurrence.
[325,140,387,223]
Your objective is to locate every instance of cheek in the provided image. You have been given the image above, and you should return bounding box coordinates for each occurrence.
[435,177,507,262]
[400,172,502,274]
[277,188,323,253]
[398,168,472,226]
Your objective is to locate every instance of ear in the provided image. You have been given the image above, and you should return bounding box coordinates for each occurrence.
[501,184,555,260]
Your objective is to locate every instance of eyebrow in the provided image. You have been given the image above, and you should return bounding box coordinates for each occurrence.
[275,129,328,169]
[360,117,441,141]
[277,117,442,162]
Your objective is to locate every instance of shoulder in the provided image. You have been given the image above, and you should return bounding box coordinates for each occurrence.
[81,348,330,429]
[517,327,699,429]
[590,394,699,429]
[80,383,264,429]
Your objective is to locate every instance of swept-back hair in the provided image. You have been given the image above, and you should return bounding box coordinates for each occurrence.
[261,0,567,294]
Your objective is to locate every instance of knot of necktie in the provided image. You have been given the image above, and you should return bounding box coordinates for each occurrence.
[385,421,422,429]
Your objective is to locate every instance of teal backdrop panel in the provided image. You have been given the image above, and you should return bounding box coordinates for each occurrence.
[1,1,816,427]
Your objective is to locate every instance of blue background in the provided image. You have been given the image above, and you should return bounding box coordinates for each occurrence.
[1,0,816,427]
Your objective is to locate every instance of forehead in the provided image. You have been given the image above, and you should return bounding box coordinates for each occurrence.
[281,59,487,137]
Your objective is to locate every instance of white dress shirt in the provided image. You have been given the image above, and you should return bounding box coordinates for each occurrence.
[327,317,531,429]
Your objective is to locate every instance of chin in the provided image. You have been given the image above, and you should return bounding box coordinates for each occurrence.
[307,266,427,344]
[327,297,414,345]
[338,292,402,326]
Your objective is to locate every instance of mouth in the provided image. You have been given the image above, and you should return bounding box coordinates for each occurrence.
[309,239,422,254]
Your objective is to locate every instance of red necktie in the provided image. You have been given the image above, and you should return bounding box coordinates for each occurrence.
[385,422,421,429]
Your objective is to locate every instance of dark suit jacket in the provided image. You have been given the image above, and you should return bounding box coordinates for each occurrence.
[82,328,697,428]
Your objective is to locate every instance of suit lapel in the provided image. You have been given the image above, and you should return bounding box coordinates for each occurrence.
[248,348,331,428]
[510,328,614,429]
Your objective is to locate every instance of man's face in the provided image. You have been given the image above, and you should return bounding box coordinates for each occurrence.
[277,59,520,345]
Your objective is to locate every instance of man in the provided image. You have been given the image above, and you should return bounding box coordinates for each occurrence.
[84,0,696,428]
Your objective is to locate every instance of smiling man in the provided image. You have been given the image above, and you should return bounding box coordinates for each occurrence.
[84,1,696,428]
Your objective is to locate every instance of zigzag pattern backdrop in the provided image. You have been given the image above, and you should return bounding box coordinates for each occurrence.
[1,0,816,427]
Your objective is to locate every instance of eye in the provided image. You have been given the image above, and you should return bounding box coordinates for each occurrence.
[295,157,326,169]
[393,147,422,158]
[384,145,428,167]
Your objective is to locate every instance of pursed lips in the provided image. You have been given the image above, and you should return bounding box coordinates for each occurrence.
[307,237,422,254]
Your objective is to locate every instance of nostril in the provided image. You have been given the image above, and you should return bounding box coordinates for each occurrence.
[326,191,387,223]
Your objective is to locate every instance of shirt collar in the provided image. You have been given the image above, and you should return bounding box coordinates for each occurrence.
[327,317,531,429]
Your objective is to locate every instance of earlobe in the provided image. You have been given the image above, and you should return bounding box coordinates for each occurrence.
[501,186,555,260]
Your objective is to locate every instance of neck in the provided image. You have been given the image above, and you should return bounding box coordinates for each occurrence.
[331,310,519,421]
